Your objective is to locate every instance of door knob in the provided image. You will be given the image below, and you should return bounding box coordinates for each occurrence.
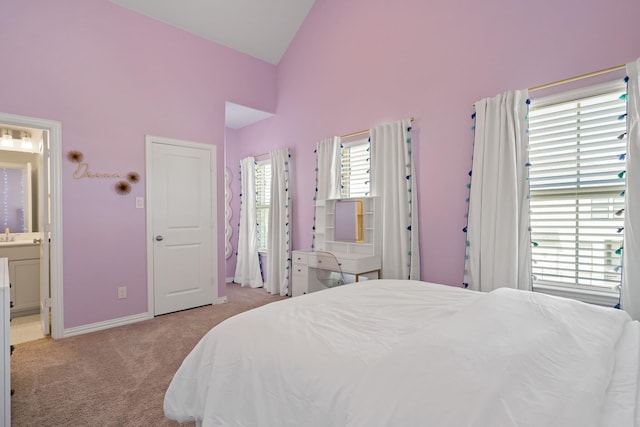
[155,235,164,241]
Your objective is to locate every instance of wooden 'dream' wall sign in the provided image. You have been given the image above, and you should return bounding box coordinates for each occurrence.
[67,150,140,195]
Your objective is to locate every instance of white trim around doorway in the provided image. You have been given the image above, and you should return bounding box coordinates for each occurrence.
[0,112,64,339]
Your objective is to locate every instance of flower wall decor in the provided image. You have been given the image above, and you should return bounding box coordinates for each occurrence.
[126,172,140,184]
[115,180,132,195]
[66,150,141,196]
[67,150,84,163]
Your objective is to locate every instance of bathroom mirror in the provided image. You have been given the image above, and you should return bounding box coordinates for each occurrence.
[0,162,33,233]
[334,198,364,243]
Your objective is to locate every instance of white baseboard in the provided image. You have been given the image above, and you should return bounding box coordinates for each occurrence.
[225,277,234,283]
[63,293,231,338]
[63,312,152,338]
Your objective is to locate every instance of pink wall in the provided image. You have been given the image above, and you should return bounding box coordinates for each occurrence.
[0,0,276,328]
[229,0,640,287]
[4,0,635,330]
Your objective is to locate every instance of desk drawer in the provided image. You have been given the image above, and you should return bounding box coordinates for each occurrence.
[336,258,357,272]
[334,256,380,275]
[308,253,341,270]
[292,252,309,265]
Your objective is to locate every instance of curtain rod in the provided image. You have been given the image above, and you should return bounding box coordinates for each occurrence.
[529,64,625,92]
[473,64,626,107]
[341,117,414,139]
[253,147,290,160]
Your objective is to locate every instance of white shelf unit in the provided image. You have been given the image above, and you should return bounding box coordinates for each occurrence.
[313,199,327,251]
[315,197,381,259]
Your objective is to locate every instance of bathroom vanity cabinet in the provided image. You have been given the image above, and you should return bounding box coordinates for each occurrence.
[1,257,10,426]
[0,244,40,316]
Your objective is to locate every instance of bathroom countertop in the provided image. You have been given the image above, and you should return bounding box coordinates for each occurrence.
[0,240,39,248]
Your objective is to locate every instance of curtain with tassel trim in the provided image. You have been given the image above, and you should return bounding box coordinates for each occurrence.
[622,58,640,320]
[234,157,264,288]
[464,90,531,292]
[370,119,420,280]
[266,148,291,296]
[316,136,341,201]
[312,136,341,250]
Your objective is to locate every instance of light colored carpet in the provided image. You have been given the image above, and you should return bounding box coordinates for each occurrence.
[10,283,287,426]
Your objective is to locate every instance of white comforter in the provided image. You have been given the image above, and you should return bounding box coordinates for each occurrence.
[164,280,640,427]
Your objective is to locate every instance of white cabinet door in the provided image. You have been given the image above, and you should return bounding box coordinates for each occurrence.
[1,258,10,426]
[9,259,40,313]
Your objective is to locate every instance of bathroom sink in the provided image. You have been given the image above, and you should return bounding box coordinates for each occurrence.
[0,240,38,247]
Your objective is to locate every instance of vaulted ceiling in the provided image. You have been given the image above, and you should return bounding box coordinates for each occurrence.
[109,0,316,65]
[110,0,316,128]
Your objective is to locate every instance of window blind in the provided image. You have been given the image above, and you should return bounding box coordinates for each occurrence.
[340,139,370,198]
[255,161,271,252]
[528,85,626,292]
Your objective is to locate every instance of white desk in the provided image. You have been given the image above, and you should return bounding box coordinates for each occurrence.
[291,250,380,297]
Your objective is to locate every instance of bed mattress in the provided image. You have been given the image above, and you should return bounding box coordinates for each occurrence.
[164,280,640,427]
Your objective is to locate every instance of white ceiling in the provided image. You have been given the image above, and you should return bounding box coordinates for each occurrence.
[224,102,274,130]
[110,0,316,65]
[110,0,315,129]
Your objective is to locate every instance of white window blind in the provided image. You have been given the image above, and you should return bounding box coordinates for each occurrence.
[528,82,627,293]
[340,138,370,198]
[255,160,271,252]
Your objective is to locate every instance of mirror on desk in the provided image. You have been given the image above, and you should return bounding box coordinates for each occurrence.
[334,198,364,243]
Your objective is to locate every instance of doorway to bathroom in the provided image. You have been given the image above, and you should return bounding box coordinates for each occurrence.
[0,112,63,342]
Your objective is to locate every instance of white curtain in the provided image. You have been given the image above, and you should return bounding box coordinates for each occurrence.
[464,90,531,292]
[370,119,420,280]
[266,148,291,296]
[316,136,341,201]
[234,157,263,288]
[622,59,640,320]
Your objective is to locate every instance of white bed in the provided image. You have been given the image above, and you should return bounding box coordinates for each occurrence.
[164,280,640,427]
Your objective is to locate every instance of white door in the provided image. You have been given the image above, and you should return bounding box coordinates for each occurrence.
[148,138,216,316]
[38,131,50,335]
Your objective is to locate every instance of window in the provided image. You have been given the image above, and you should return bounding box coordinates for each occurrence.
[340,138,370,198]
[528,81,627,295]
[255,160,271,252]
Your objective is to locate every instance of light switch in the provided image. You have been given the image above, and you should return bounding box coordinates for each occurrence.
[136,197,144,209]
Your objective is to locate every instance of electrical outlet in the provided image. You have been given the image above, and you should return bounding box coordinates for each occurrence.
[118,286,127,299]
